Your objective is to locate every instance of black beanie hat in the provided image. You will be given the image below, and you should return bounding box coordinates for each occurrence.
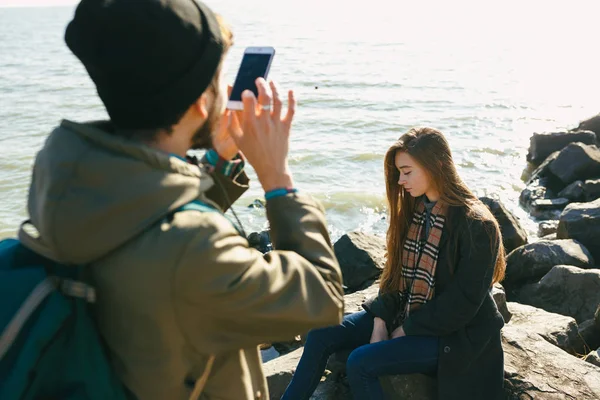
[65,0,225,129]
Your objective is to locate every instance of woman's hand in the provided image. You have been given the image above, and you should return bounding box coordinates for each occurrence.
[391,325,406,339]
[370,317,389,344]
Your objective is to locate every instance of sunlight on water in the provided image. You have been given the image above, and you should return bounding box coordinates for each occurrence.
[1,0,599,241]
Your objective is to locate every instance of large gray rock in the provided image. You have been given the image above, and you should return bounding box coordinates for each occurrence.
[507,302,582,355]
[573,114,600,138]
[248,230,272,253]
[264,348,343,399]
[502,324,600,399]
[557,198,600,262]
[333,232,386,292]
[548,142,600,184]
[585,349,600,368]
[384,375,436,399]
[530,198,569,219]
[343,281,379,315]
[558,180,585,202]
[480,197,528,253]
[525,151,559,182]
[596,304,600,330]
[504,239,594,285]
[264,348,304,399]
[519,265,600,323]
[526,130,597,165]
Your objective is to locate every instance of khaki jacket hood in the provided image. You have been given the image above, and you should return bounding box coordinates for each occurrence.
[24,120,215,264]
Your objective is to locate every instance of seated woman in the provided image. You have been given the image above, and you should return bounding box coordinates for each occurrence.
[281,127,506,400]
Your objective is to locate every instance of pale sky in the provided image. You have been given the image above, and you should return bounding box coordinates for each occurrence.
[0,0,77,7]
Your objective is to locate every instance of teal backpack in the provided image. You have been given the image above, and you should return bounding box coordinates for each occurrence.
[0,201,223,400]
[0,237,130,400]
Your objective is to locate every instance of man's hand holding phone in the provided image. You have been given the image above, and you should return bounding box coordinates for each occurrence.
[226,78,296,192]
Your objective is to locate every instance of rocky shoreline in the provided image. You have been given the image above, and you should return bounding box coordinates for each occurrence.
[253,114,600,399]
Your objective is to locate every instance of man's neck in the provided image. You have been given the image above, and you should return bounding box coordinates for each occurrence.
[146,128,192,158]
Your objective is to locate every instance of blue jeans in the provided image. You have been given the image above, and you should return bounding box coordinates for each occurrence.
[281,310,439,400]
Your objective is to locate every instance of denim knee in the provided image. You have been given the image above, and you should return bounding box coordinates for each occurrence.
[304,327,334,351]
[346,346,369,378]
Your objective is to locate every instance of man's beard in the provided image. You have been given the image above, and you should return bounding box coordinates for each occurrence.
[190,98,222,150]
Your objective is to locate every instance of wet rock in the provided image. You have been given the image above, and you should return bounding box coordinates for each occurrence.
[578,319,600,353]
[524,151,559,184]
[548,142,600,184]
[540,233,557,240]
[558,180,585,202]
[596,304,600,331]
[247,230,272,253]
[333,232,386,293]
[519,178,556,213]
[502,324,600,399]
[480,197,528,253]
[248,199,266,209]
[507,302,582,355]
[504,239,594,286]
[530,198,569,219]
[492,284,512,323]
[573,113,600,138]
[537,220,558,237]
[518,265,600,323]
[584,349,600,368]
[557,198,600,262]
[527,130,597,165]
[584,179,600,202]
[554,177,600,204]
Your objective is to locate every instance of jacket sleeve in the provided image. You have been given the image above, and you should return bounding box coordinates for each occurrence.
[173,193,345,353]
[362,291,403,327]
[199,151,249,212]
[402,217,499,337]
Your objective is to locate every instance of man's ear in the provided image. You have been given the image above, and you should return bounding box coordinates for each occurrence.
[192,93,209,120]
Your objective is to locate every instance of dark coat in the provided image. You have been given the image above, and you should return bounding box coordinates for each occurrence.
[363,205,505,400]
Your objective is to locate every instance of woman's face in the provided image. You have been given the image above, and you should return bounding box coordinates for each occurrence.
[394,151,439,201]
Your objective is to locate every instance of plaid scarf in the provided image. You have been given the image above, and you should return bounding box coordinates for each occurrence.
[398,198,447,322]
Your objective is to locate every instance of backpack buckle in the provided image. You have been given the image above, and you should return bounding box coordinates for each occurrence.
[57,278,96,303]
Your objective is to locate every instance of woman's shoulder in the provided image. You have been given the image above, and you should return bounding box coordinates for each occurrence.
[449,201,497,234]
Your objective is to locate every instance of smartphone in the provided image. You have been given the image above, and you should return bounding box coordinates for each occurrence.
[227,46,276,110]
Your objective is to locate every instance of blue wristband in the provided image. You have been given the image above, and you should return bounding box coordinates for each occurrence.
[265,187,298,200]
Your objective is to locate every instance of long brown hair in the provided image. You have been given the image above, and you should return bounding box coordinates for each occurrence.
[380,127,506,293]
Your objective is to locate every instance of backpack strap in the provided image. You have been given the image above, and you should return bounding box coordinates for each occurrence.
[177,200,243,236]
[188,355,215,400]
[0,277,56,360]
[178,201,220,214]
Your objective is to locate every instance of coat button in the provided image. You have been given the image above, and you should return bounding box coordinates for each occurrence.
[255,390,262,399]
[444,346,451,353]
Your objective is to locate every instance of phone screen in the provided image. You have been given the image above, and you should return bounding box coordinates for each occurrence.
[229,53,273,101]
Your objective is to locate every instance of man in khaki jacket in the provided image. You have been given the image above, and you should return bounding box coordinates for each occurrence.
[19,0,344,399]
